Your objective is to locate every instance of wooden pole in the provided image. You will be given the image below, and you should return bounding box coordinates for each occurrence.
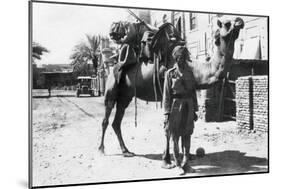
[182,12,186,40]
[217,72,229,121]
[171,11,175,25]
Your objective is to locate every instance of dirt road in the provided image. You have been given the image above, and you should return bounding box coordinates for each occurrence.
[31,90,268,187]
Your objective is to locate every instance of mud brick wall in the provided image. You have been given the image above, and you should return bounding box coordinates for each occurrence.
[236,76,268,132]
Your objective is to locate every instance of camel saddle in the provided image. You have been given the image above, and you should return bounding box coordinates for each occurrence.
[113,23,184,84]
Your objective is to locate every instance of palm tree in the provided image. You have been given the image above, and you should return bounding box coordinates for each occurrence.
[31,42,49,89]
[70,34,101,76]
[70,41,91,75]
[32,42,49,63]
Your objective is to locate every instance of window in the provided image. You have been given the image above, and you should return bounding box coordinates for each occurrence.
[189,13,197,30]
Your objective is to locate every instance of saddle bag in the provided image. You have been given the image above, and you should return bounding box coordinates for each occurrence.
[140,31,155,62]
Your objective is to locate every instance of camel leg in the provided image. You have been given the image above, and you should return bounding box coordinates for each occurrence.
[161,130,175,169]
[181,135,195,173]
[112,98,134,157]
[98,99,115,155]
[98,72,118,155]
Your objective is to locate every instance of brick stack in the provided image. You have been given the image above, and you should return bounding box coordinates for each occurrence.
[236,76,268,132]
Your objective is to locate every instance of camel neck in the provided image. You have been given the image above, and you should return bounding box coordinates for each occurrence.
[174,63,192,73]
[190,44,234,87]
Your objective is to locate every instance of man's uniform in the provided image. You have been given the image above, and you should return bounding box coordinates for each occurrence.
[163,63,198,137]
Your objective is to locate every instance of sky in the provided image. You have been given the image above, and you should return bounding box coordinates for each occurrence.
[33,2,129,65]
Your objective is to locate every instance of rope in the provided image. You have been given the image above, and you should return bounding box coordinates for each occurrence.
[134,49,139,128]
[156,54,162,96]
[153,53,158,109]
[156,52,163,108]
[134,66,138,127]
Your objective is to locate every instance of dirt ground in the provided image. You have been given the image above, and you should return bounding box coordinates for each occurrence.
[31,90,268,187]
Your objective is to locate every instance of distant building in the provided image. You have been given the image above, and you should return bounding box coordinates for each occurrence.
[40,64,73,73]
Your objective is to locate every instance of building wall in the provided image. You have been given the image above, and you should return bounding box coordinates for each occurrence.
[238,17,268,60]
[236,76,268,132]
[150,10,172,26]
[185,13,213,62]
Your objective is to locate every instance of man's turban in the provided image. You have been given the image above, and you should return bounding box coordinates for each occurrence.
[172,46,190,60]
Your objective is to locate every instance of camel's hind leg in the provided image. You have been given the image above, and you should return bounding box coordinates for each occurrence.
[112,97,134,157]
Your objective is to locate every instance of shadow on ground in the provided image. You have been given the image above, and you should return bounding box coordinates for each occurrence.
[139,150,268,174]
[33,95,76,98]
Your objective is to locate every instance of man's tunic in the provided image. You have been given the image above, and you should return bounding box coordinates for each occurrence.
[163,63,198,136]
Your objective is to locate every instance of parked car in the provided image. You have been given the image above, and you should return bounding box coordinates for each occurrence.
[76,76,95,97]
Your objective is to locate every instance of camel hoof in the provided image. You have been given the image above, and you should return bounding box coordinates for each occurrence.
[161,161,176,169]
[182,165,196,174]
[189,154,196,160]
[98,146,105,155]
[123,151,135,157]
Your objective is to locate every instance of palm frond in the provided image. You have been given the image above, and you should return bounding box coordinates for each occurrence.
[32,42,49,54]
[32,53,42,60]
[32,42,49,61]
[86,34,101,53]
[70,35,102,75]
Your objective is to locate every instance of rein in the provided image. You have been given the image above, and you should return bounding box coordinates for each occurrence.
[118,44,130,64]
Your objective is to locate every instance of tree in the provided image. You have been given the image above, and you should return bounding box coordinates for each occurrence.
[32,42,49,88]
[70,34,101,76]
[32,42,49,63]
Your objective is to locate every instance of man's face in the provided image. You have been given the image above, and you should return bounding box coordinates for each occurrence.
[176,54,185,66]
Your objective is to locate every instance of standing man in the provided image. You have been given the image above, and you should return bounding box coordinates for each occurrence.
[162,45,198,174]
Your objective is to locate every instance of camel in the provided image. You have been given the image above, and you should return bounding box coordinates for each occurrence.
[98,17,245,161]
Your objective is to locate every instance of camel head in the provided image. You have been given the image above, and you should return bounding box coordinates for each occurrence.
[109,21,127,42]
[210,17,244,80]
[215,17,244,58]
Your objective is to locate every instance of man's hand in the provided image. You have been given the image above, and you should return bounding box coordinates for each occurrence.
[194,112,198,122]
[164,114,170,125]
